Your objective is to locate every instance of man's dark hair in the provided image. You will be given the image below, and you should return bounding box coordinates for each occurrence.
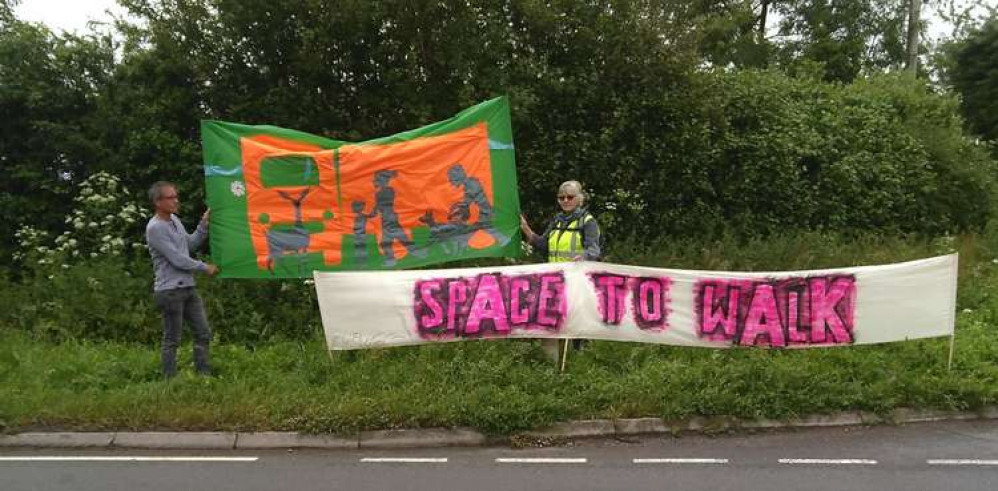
[148,181,176,205]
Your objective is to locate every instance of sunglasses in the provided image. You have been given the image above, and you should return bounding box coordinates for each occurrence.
[557,195,577,201]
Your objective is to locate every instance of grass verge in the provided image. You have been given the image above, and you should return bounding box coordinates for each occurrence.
[2,232,997,436]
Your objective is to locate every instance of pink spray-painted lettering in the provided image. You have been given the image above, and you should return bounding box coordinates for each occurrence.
[694,275,857,347]
[413,271,567,339]
[589,273,672,331]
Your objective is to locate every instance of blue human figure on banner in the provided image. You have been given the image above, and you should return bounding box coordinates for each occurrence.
[266,187,313,274]
[370,170,423,267]
[351,200,376,267]
[420,201,472,255]
[445,163,510,246]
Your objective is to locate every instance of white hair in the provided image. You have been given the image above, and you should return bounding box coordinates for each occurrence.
[148,181,176,205]
[558,180,585,206]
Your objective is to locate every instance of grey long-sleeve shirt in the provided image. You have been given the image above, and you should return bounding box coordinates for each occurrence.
[146,214,209,292]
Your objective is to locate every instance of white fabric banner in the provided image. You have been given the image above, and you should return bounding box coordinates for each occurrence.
[314,254,958,350]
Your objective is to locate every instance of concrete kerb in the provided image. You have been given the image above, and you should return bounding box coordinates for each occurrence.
[3,407,998,449]
[890,407,981,424]
[614,418,669,436]
[682,416,734,433]
[360,428,486,449]
[796,411,866,427]
[112,432,236,449]
[0,432,115,448]
[522,420,615,439]
[236,432,358,450]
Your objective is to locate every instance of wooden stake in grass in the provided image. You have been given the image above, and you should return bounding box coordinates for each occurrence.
[560,339,570,373]
[948,333,956,371]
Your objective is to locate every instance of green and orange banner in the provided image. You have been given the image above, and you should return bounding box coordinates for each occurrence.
[201,97,519,278]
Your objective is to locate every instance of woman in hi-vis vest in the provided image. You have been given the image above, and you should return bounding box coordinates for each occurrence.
[519,180,601,365]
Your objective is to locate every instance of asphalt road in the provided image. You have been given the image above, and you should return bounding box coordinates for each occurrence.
[4,419,998,491]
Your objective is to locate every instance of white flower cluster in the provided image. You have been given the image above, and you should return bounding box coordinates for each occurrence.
[12,226,50,263]
[14,171,148,271]
[589,188,647,234]
[609,188,646,213]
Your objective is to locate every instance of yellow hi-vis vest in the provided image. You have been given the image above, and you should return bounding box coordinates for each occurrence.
[547,212,595,263]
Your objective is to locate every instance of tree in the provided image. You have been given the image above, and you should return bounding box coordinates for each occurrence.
[692,0,772,68]
[947,17,998,142]
[933,0,997,40]
[0,0,14,27]
[0,17,115,265]
[773,0,908,82]
[906,0,921,73]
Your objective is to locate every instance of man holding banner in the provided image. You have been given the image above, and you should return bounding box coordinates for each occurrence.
[146,181,219,378]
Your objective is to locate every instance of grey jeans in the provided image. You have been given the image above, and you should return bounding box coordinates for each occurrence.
[153,287,212,377]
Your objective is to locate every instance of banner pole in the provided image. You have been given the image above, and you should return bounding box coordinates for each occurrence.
[560,339,570,373]
[947,333,956,371]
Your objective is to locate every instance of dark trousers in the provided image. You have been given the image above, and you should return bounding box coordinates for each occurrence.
[153,287,212,377]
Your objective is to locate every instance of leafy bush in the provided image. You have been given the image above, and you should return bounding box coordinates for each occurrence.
[588,71,996,245]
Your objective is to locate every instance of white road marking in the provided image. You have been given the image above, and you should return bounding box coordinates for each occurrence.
[0,456,258,462]
[779,459,877,465]
[927,459,998,466]
[496,457,588,464]
[360,458,448,463]
[633,458,729,464]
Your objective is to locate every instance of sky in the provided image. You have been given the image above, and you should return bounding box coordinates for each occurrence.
[12,0,998,43]
[14,0,126,33]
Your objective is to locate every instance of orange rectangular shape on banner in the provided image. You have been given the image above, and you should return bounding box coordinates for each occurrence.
[239,123,491,271]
